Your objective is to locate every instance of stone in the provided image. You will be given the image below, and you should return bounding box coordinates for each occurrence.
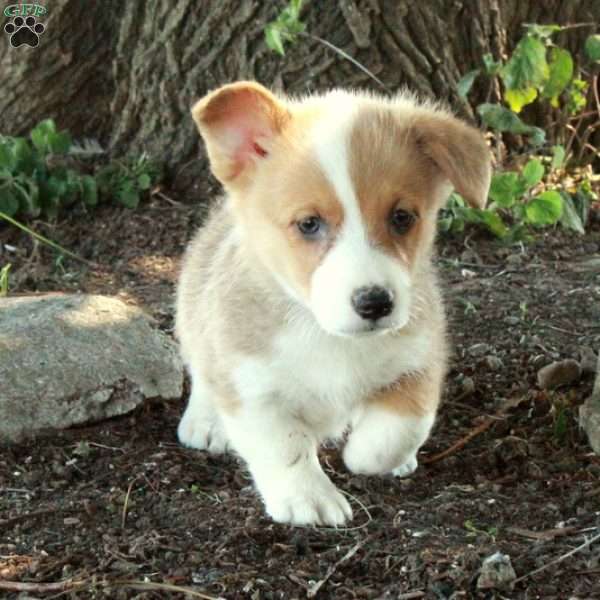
[537,359,582,390]
[468,343,492,357]
[580,347,598,375]
[477,552,516,590]
[580,353,600,455]
[0,294,183,443]
[485,355,504,371]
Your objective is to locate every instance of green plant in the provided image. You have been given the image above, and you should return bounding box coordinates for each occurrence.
[458,24,600,165]
[0,263,11,296]
[464,519,498,542]
[0,119,162,220]
[95,153,161,209]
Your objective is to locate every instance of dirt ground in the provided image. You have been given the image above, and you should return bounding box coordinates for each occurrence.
[1,194,600,599]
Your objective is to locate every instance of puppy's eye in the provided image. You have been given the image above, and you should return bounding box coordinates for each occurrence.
[389,208,416,234]
[297,216,325,238]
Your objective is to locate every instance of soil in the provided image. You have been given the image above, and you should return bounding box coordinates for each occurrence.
[1,194,600,599]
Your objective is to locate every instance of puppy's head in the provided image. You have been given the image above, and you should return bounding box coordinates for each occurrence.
[192,82,491,337]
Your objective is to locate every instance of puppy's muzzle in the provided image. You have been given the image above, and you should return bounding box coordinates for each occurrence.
[351,286,394,321]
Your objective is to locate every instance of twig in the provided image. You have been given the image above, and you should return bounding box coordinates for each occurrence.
[0,508,67,529]
[307,539,366,597]
[298,31,391,93]
[422,417,496,465]
[0,580,85,593]
[514,528,600,583]
[121,476,138,529]
[0,211,97,268]
[398,592,426,600]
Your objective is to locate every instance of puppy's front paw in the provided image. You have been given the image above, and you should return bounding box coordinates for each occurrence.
[392,455,418,478]
[177,410,229,454]
[264,477,352,527]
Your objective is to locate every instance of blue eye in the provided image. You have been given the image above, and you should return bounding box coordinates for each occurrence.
[297,216,324,238]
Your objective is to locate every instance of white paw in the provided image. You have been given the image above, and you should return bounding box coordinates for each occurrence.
[392,455,418,478]
[177,410,229,454]
[263,476,352,527]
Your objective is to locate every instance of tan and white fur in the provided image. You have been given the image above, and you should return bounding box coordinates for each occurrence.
[176,82,491,527]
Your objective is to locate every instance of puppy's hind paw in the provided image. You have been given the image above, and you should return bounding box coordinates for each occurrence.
[392,455,418,478]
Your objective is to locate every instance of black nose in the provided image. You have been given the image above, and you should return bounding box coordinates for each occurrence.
[351,286,394,321]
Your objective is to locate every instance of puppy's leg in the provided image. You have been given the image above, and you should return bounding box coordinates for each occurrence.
[343,372,440,477]
[222,408,352,527]
[177,367,229,454]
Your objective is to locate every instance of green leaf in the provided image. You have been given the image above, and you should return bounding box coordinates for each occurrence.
[48,131,72,154]
[551,145,566,171]
[466,208,508,238]
[30,119,57,154]
[489,172,523,207]
[137,173,152,190]
[81,175,98,206]
[585,34,600,62]
[477,104,545,145]
[566,78,588,115]
[12,138,37,174]
[265,24,286,56]
[0,143,16,171]
[457,69,479,99]
[483,53,502,76]
[504,87,537,113]
[542,48,573,101]
[14,177,40,216]
[0,189,19,216]
[525,190,563,226]
[521,158,544,188]
[501,35,548,90]
[117,183,140,209]
[559,192,584,234]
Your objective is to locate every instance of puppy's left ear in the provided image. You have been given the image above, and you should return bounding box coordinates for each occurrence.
[414,113,491,208]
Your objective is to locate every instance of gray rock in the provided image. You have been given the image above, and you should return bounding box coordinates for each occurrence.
[580,347,598,375]
[537,359,582,390]
[0,294,183,443]
[477,552,516,590]
[469,342,492,357]
[580,353,600,455]
[485,355,504,371]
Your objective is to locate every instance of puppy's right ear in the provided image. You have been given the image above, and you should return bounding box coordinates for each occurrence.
[191,81,290,188]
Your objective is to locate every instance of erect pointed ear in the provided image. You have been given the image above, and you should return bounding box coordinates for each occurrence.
[191,81,290,187]
[413,111,491,208]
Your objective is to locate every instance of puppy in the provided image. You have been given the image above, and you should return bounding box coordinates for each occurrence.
[176,82,491,526]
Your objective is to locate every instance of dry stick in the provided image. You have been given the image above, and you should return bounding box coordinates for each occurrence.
[121,476,138,529]
[297,31,391,94]
[0,580,85,594]
[307,539,366,598]
[421,416,497,465]
[514,528,600,584]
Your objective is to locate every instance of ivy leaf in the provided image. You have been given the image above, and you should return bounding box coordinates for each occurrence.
[504,87,537,113]
[477,104,545,145]
[81,175,98,206]
[48,131,72,155]
[469,208,509,238]
[542,47,573,101]
[489,172,524,208]
[457,69,479,99]
[11,138,37,175]
[585,34,600,62]
[559,192,584,234]
[566,78,588,115]
[524,24,562,39]
[0,189,19,216]
[117,182,140,209]
[265,24,286,56]
[525,190,563,226]
[521,158,544,188]
[501,35,548,90]
[483,53,502,76]
[0,142,16,171]
[137,173,151,191]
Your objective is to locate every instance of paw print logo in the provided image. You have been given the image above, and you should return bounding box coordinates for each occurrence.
[4,15,45,48]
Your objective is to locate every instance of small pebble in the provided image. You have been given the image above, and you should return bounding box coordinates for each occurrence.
[477,552,516,590]
[537,359,582,390]
[469,343,492,357]
[485,355,504,371]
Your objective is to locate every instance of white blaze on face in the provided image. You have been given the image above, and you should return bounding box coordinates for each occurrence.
[308,97,412,337]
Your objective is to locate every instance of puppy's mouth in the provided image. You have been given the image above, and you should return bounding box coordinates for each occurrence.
[333,321,405,338]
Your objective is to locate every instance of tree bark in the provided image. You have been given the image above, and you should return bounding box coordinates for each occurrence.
[1,0,598,194]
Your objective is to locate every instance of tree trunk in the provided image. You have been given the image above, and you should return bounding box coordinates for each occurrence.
[1,0,598,194]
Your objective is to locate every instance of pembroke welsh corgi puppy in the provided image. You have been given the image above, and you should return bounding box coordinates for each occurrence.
[176,81,491,526]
